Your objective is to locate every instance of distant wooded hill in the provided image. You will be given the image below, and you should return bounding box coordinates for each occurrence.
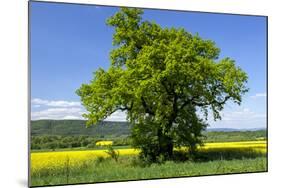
[31,120,266,137]
[31,120,130,137]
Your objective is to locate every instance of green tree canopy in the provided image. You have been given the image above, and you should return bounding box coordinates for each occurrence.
[77,8,248,162]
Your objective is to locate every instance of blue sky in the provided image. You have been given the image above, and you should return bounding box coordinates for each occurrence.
[30,2,267,129]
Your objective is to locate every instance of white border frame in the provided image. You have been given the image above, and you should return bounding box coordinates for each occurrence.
[1,0,280,188]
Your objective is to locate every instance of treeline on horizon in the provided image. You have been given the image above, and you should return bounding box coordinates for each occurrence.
[30,130,266,151]
[31,131,266,151]
[31,135,130,150]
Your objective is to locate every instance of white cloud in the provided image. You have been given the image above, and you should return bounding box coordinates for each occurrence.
[31,107,85,120]
[104,110,127,122]
[250,92,266,99]
[31,98,128,121]
[209,108,266,129]
[63,115,83,120]
[32,98,82,108]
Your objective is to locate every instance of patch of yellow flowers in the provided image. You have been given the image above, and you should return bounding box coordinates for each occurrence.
[95,141,113,146]
[31,140,266,175]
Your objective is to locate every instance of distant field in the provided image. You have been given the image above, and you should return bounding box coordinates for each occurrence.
[30,140,267,186]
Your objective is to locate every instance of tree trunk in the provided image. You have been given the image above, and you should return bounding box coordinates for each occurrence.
[157,128,173,160]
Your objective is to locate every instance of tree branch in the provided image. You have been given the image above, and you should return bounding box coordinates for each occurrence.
[179,95,199,110]
[192,95,231,107]
[141,97,155,116]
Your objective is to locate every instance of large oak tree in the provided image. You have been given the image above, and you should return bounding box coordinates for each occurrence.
[77,8,248,162]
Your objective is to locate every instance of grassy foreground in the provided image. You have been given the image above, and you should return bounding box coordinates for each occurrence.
[30,141,267,187]
[31,156,266,186]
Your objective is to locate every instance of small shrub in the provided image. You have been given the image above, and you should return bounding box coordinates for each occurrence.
[105,146,119,162]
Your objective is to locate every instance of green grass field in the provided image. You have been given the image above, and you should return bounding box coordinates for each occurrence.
[31,155,266,186]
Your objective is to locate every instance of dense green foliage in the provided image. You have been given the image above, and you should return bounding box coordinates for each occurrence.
[31,155,266,187]
[77,8,248,161]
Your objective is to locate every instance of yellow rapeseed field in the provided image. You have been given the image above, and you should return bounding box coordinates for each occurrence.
[202,140,266,149]
[31,140,266,175]
[31,148,138,175]
[200,140,267,153]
